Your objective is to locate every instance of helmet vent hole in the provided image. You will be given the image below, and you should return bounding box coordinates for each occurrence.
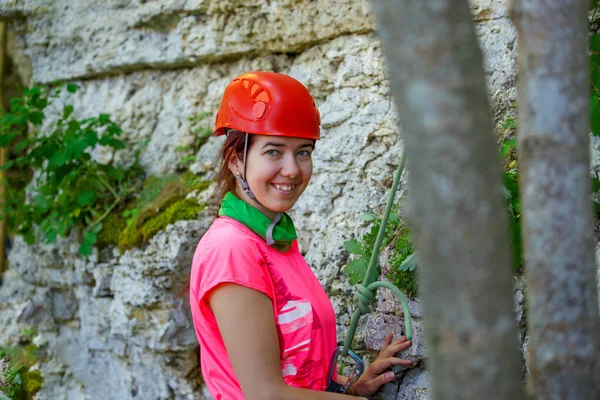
[253,102,267,119]
[255,91,269,102]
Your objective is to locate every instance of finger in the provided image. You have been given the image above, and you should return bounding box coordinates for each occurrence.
[368,371,396,389]
[356,370,394,396]
[382,340,412,356]
[380,332,393,351]
[373,356,415,370]
[391,336,408,344]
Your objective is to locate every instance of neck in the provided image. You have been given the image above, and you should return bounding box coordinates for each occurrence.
[233,187,277,220]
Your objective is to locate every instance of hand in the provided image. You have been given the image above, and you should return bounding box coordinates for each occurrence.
[349,333,413,397]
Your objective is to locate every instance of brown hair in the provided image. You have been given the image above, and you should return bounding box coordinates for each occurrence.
[213,130,253,203]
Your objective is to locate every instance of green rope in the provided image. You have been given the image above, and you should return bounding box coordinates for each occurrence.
[342,151,413,356]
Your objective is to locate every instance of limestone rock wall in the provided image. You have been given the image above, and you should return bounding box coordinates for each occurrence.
[0,1,522,399]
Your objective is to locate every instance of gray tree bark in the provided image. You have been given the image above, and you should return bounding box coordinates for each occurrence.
[512,1,600,398]
[369,1,525,399]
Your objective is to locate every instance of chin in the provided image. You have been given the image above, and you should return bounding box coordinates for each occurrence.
[265,203,294,213]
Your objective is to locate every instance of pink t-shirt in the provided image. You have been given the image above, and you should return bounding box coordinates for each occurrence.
[189,217,338,399]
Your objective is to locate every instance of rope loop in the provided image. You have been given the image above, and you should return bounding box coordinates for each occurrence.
[354,284,374,315]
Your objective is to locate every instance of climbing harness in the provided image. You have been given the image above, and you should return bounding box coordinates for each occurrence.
[325,151,413,393]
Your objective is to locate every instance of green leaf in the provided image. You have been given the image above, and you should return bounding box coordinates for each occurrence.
[83,130,98,146]
[592,177,600,193]
[180,154,196,164]
[45,228,58,243]
[0,132,16,146]
[66,83,80,93]
[508,211,523,271]
[107,168,125,181]
[591,55,600,89]
[79,231,97,256]
[108,137,125,149]
[399,252,418,271]
[344,258,368,285]
[0,160,14,170]
[63,104,74,119]
[501,118,516,129]
[34,96,48,110]
[359,213,377,222]
[22,229,36,244]
[33,194,51,211]
[15,114,27,126]
[344,239,363,255]
[9,97,23,109]
[65,138,89,158]
[591,34,600,53]
[48,151,69,167]
[76,190,96,206]
[591,94,600,136]
[67,119,81,131]
[28,111,45,125]
[107,124,122,136]
[388,213,400,224]
[500,138,517,157]
[13,140,30,153]
[91,222,103,234]
[98,114,111,124]
[22,328,37,337]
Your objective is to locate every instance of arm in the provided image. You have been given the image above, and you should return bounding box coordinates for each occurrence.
[209,283,367,400]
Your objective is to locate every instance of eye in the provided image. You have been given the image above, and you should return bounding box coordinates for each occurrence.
[297,150,311,157]
[266,149,280,156]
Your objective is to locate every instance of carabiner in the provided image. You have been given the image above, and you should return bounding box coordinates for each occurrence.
[325,346,365,393]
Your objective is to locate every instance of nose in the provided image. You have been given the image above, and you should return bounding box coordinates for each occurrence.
[280,153,300,178]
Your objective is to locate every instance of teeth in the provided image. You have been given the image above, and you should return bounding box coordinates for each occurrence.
[273,184,295,191]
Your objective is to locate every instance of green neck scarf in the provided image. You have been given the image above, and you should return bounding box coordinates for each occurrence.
[218,192,297,249]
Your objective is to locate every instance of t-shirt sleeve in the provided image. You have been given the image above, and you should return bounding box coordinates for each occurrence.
[195,233,274,320]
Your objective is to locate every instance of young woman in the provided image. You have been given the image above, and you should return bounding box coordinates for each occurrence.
[189,71,413,400]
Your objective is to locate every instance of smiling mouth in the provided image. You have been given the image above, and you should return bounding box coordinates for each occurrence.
[271,183,297,192]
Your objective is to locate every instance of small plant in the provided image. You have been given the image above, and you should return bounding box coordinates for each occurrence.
[94,173,209,253]
[343,212,419,297]
[0,85,144,256]
[0,329,43,400]
[500,137,523,272]
[590,1,600,135]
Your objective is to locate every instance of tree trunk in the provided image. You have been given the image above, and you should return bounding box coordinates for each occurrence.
[512,1,600,398]
[369,1,525,399]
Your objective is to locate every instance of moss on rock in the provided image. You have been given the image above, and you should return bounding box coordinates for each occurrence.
[97,211,127,248]
[117,222,144,253]
[110,174,212,253]
[22,369,43,396]
[140,198,205,241]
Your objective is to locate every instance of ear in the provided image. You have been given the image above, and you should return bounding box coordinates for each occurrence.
[227,150,243,177]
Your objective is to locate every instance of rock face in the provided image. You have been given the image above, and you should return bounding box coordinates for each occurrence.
[0,1,532,399]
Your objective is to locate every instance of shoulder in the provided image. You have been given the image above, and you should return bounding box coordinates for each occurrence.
[197,217,266,265]
[202,217,261,250]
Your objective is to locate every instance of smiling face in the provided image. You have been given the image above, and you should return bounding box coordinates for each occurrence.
[228,134,314,219]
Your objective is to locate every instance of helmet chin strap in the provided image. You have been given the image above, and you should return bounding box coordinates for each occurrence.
[234,132,281,246]
[238,132,257,200]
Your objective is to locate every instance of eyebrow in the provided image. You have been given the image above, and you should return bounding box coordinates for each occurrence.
[262,142,285,148]
[262,142,314,149]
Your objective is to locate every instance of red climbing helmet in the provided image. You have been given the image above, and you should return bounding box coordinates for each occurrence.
[213,71,321,140]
